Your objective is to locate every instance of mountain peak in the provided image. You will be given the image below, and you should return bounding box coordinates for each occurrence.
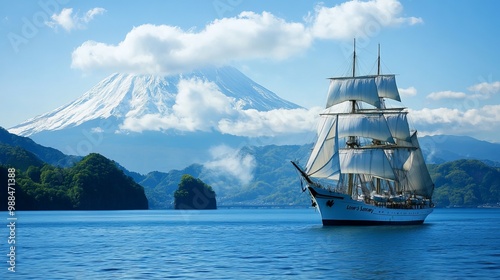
[9,66,300,136]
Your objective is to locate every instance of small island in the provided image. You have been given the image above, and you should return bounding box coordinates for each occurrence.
[174,174,217,210]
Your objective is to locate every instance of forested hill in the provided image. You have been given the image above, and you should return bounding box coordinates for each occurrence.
[429,159,500,207]
[0,152,148,210]
[0,127,79,167]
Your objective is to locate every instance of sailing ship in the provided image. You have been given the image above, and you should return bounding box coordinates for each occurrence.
[292,42,434,225]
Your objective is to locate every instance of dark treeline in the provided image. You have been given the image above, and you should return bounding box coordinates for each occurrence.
[0,152,148,210]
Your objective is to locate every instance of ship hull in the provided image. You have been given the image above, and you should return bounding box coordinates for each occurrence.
[308,186,433,226]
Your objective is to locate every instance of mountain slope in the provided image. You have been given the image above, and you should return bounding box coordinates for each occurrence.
[0,127,79,167]
[10,66,300,137]
[8,66,306,172]
[12,64,499,174]
[0,144,44,170]
[420,135,500,164]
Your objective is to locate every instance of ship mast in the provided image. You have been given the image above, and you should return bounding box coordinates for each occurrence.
[352,38,356,78]
[376,43,382,194]
[347,38,357,197]
[377,43,381,76]
[349,38,357,115]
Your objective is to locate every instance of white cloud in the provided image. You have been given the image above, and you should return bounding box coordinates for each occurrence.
[203,145,256,186]
[84,8,106,22]
[46,7,106,32]
[218,107,322,137]
[120,78,235,132]
[467,81,500,99]
[427,91,467,100]
[399,86,417,96]
[468,81,500,94]
[71,1,421,74]
[119,78,320,137]
[409,105,500,135]
[170,77,235,131]
[72,12,312,74]
[311,0,423,40]
[46,8,74,31]
[426,82,500,101]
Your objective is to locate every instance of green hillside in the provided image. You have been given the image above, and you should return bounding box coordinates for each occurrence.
[174,174,216,210]
[429,159,500,207]
[0,127,79,167]
[0,144,44,170]
[0,153,148,210]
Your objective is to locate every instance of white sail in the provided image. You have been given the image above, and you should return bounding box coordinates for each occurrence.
[402,132,434,197]
[338,114,394,143]
[375,75,401,101]
[326,77,381,108]
[340,149,396,181]
[384,148,412,186]
[385,113,411,142]
[305,115,340,180]
[385,148,412,171]
[293,44,435,226]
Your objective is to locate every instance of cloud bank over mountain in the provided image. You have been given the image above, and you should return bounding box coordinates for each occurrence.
[410,105,500,137]
[119,77,321,137]
[9,66,319,140]
[9,66,318,173]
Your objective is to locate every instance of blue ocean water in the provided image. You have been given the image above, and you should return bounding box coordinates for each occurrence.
[1,208,499,279]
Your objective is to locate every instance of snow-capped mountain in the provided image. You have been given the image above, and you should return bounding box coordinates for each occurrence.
[10,66,300,136]
[9,66,313,173]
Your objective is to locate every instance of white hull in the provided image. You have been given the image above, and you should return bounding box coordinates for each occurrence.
[308,186,433,225]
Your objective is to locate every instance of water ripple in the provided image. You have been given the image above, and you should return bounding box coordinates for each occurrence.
[4,208,500,279]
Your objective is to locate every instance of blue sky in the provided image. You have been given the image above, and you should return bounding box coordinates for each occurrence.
[1,0,500,142]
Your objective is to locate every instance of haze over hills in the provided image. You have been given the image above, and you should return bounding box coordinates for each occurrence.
[2,126,499,208]
[9,66,316,173]
[419,135,500,165]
